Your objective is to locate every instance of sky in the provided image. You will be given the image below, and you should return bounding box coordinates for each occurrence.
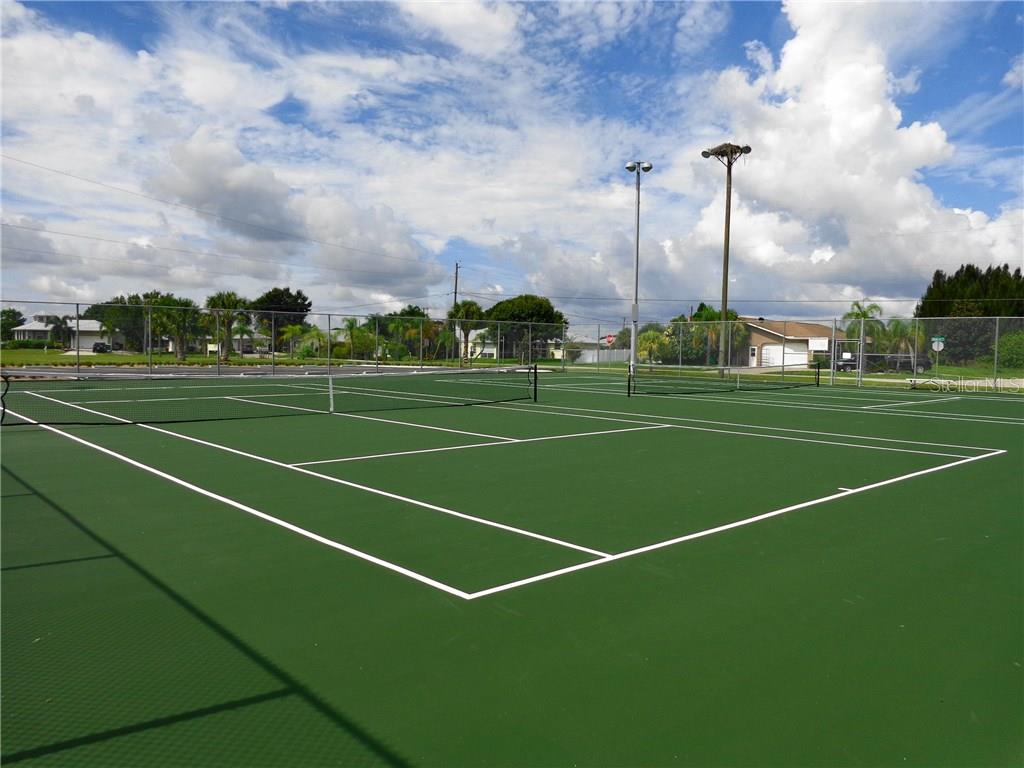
[1,0,1022,332]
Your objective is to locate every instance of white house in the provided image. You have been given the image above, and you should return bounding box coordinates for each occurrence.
[11,315,120,349]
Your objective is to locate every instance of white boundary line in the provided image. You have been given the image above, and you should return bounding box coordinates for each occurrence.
[536,381,1024,426]
[291,424,672,466]
[226,396,516,441]
[862,396,962,410]
[4,408,473,600]
[10,389,1011,601]
[511,401,1004,453]
[464,449,1007,600]
[24,392,608,558]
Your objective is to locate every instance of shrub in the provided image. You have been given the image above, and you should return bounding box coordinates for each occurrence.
[997,330,1024,368]
[2,339,64,350]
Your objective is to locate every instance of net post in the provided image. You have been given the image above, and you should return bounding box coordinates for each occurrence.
[1,373,9,425]
[627,362,633,397]
[815,360,821,386]
[532,363,538,402]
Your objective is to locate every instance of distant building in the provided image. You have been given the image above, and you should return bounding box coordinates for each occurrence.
[10,315,121,349]
[742,318,843,368]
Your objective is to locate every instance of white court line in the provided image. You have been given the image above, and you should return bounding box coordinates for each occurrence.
[292,424,673,466]
[25,392,606,559]
[227,396,516,442]
[465,449,1007,600]
[536,381,1024,426]
[4,407,472,600]
[862,396,962,410]
[471,401,987,458]
[517,401,1002,452]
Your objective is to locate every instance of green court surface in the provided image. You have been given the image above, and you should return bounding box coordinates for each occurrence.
[2,369,1022,766]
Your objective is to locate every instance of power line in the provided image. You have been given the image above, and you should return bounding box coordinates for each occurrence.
[1,154,428,265]
[0,223,437,280]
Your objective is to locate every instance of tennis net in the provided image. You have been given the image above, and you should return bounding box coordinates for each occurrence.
[1,365,537,426]
[628,363,820,396]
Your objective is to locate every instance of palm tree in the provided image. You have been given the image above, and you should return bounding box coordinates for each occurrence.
[279,324,306,358]
[205,291,250,360]
[447,300,485,362]
[151,297,202,361]
[233,315,255,357]
[47,315,73,349]
[637,329,663,367]
[303,326,327,359]
[843,301,884,370]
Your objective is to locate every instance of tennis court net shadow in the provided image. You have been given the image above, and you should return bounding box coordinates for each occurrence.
[0,467,412,767]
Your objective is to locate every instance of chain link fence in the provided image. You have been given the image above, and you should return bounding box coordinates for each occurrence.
[2,300,1022,388]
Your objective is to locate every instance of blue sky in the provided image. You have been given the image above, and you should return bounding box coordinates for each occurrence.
[2,1,1021,330]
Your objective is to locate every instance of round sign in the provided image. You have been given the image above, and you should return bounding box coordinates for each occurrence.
[931,340,945,352]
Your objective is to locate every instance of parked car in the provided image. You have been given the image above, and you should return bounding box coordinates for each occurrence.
[92,342,111,353]
[883,354,932,374]
[833,357,858,372]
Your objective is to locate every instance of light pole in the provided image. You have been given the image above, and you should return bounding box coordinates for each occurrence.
[701,142,751,372]
[625,160,652,375]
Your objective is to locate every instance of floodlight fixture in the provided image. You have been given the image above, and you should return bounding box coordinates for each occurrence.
[624,160,653,374]
[701,142,752,374]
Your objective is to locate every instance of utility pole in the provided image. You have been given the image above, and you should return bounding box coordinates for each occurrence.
[453,262,460,309]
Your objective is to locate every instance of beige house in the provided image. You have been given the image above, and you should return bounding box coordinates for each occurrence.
[743,319,843,368]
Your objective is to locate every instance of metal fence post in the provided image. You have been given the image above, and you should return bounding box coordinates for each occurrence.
[327,313,332,378]
[993,316,1000,383]
[147,304,153,375]
[829,318,836,386]
[419,318,424,369]
[271,313,276,375]
[215,309,221,376]
[857,318,864,387]
[374,317,379,372]
[561,322,567,372]
[75,304,81,375]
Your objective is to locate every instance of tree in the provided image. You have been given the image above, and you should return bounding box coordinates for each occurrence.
[637,329,664,365]
[205,291,250,360]
[448,300,485,361]
[84,295,147,351]
[144,292,202,361]
[250,287,312,352]
[916,264,1024,318]
[1,308,25,341]
[233,314,256,356]
[279,324,306,358]
[47,315,73,348]
[483,294,567,362]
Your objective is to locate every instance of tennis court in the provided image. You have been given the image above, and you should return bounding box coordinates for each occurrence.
[2,366,1021,766]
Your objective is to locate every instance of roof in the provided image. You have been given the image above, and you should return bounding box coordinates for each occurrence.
[742,318,846,340]
[12,321,52,332]
[13,319,104,333]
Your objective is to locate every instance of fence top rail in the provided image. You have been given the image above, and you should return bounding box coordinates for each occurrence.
[3,299,1022,325]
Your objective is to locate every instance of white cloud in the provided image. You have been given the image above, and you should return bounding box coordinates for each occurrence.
[674,2,730,57]
[399,1,524,59]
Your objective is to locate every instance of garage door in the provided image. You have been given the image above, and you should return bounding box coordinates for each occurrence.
[761,343,808,367]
